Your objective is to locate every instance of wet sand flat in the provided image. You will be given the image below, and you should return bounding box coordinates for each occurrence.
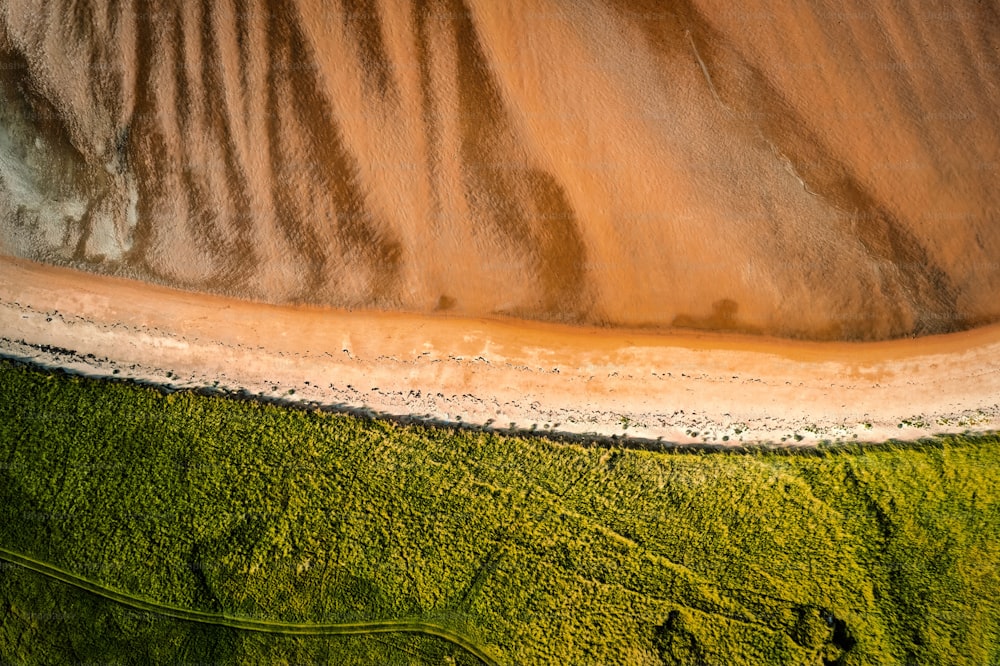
[1,1,999,341]
[2,255,998,445]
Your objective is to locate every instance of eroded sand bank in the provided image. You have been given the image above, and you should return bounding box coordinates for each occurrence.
[2,256,998,446]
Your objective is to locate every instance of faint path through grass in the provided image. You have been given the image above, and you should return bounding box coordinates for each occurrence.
[0,546,498,666]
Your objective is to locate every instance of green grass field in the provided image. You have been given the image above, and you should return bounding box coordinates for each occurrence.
[0,359,998,664]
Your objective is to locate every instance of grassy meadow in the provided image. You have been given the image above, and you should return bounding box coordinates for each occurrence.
[0,359,998,664]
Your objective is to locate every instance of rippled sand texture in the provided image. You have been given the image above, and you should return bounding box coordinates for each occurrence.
[0,0,998,340]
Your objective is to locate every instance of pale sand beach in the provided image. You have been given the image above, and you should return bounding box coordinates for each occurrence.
[2,255,998,447]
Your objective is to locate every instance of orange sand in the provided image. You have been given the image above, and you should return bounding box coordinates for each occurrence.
[2,255,997,445]
[1,1,999,340]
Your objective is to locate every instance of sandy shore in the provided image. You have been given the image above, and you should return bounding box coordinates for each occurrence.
[1,255,998,446]
[5,1,1000,341]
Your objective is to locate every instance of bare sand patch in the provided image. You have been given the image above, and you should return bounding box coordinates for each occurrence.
[2,255,997,446]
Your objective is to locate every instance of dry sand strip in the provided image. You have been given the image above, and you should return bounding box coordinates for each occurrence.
[1,255,998,447]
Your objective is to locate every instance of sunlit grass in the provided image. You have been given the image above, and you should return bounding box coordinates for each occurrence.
[0,360,997,664]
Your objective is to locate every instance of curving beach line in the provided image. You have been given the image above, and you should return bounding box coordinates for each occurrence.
[0,546,498,665]
[1,255,999,446]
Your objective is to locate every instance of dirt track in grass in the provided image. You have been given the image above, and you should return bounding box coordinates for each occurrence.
[0,546,497,666]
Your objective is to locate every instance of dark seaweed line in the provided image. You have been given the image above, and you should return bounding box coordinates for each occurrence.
[1,347,991,457]
[0,546,499,666]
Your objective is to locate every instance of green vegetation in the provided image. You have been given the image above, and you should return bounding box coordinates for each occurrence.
[0,545,496,664]
[0,562,480,665]
[0,359,998,664]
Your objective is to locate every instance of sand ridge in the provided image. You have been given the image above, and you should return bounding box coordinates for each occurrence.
[2,256,998,446]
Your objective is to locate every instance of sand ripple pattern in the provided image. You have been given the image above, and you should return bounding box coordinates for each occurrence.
[0,0,998,340]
